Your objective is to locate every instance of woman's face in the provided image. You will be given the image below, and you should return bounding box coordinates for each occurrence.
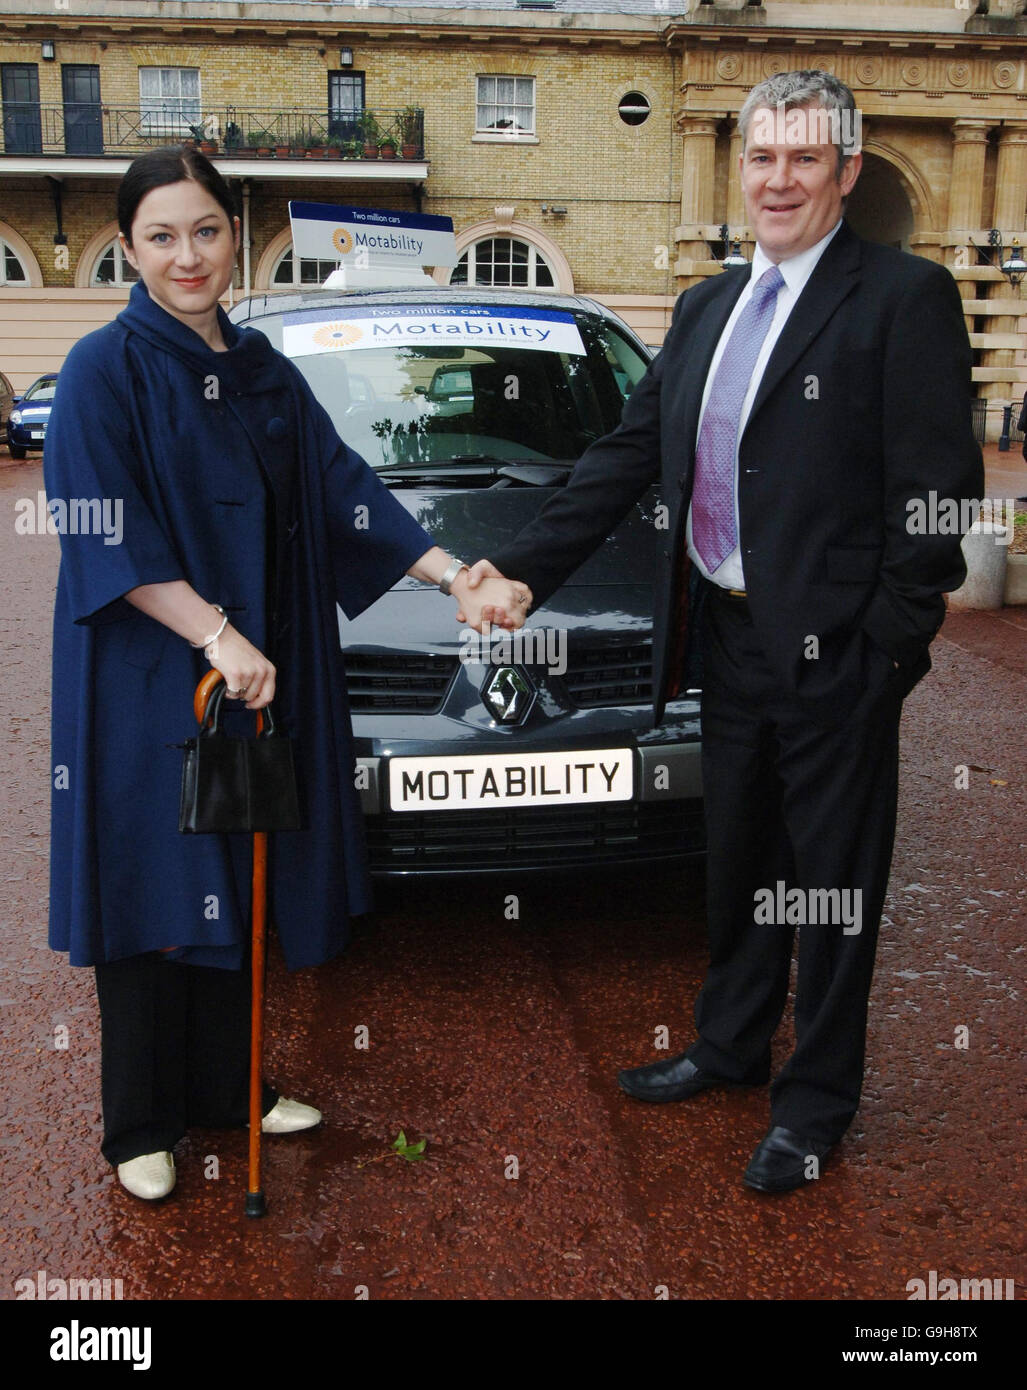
[120,178,240,330]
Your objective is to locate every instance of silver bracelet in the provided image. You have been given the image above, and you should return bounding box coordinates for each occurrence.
[439,558,468,596]
[189,603,228,650]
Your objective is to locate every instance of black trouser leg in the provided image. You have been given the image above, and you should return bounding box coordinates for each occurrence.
[688,587,901,1144]
[768,683,900,1144]
[94,951,277,1166]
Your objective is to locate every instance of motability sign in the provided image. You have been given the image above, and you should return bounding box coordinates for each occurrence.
[288,201,457,267]
[282,304,587,358]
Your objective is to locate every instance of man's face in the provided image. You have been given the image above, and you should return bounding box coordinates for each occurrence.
[740,103,861,263]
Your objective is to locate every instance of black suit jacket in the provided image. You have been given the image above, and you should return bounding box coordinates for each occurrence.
[489,220,984,726]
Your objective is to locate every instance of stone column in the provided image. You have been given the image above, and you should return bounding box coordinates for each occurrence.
[678,115,719,226]
[726,120,746,232]
[673,114,723,286]
[948,119,993,232]
[993,122,1027,233]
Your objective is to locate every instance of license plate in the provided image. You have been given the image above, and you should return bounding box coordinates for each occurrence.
[31,430,45,440]
[389,748,634,811]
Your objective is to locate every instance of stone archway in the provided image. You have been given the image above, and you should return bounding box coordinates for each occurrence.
[844,151,916,251]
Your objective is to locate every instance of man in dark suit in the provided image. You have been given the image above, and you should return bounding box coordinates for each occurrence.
[465,69,983,1192]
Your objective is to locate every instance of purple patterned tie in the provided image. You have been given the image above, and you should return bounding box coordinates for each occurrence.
[692,265,785,574]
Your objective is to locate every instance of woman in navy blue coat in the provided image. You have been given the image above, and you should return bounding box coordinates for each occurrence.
[44,148,531,1200]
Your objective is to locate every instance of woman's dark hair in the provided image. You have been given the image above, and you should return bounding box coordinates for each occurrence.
[117,145,237,243]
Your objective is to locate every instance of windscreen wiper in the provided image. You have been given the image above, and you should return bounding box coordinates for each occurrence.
[375,456,577,485]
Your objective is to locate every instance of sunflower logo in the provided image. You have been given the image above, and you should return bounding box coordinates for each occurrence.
[332,227,353,255]
[312,321,363,349]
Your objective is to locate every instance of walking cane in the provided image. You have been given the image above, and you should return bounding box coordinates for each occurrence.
[193,668,268,1218]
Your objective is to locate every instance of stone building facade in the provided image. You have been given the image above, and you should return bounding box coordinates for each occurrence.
[0,0,1024,434]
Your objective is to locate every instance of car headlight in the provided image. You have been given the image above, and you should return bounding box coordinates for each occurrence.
[9,409,22,424]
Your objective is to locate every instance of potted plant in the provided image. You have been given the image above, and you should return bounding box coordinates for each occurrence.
[303,129,326,158]
[397,106,421,159]
[358,112,382,159]
[1004,506,1027,605]
[323,136,342,159]
[949,502,1013,611]
[274,135,292,158]
[379,133,398,160]
[249,129,273,157]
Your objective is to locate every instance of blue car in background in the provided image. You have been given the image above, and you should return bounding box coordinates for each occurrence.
[8,373,58,459]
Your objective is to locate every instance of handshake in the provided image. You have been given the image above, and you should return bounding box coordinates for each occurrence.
[448,559,534,634]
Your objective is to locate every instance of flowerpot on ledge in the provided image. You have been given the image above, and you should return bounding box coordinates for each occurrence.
[949,521,1012,610]
[274,144,291,158]
[362,143,379,159]
[199,140,218,155]
[380,143,397,160]
[1004,552,1027,605]
[401,144,418,160]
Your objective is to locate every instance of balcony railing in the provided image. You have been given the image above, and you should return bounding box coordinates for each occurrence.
[0,105,425,161]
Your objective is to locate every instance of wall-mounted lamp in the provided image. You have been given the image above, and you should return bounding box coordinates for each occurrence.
[715,223,748,270]
[1000,237,1026,291]
[971,228,1026,291]
[340,48,354,68]
[41,40,55,61]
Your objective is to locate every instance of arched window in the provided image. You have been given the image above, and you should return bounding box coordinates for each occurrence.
[450,236,555,290]
[0,237,29,286]
[271,248,341,287]
[91,240,139,286]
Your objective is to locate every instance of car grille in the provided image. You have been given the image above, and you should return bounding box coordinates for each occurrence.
[364,799,704,873]
[344,652,458,713]
[345,642,657,713]
[562,641,653,707]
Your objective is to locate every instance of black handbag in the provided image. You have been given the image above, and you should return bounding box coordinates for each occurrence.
[179,679,302,834]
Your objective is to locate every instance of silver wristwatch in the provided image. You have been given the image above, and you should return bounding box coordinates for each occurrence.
[439,557,469,595]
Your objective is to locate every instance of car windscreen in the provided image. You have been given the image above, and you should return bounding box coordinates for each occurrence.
[250,306,649,469]
[23,379,57,403]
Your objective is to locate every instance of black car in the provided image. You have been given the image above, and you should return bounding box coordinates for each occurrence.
[229,287,703,874]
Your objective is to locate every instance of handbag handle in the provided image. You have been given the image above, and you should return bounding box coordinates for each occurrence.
[193,669,274,737]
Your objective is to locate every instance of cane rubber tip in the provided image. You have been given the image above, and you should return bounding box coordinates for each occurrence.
[245,1190,268,1218]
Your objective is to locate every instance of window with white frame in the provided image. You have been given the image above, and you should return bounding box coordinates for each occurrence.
[449,237,554,290]
[92,240,139,286]
[271,248,341,288]
[0,238,29,286]
[139,67,201,139]
[475,76,535,135]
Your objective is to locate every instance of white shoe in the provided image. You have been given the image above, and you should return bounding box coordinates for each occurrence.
[261,1097,322,1134]
[117,1150,176,1200]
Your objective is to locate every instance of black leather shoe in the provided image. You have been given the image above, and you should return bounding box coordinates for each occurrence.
[617,1051,760,1103]
[743,1125,834,1193]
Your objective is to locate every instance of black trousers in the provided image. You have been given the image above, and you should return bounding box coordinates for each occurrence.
[687,583,902,1145]
[94,951,278,1165]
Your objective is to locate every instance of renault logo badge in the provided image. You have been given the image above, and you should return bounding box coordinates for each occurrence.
[481,666,534,724]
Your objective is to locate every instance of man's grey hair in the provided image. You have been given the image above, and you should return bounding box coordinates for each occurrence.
[737,70,860,176]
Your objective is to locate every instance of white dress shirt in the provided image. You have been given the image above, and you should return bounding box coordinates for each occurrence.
[686,219,843,590]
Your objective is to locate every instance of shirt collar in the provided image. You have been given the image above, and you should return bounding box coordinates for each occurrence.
[751,218,843,295]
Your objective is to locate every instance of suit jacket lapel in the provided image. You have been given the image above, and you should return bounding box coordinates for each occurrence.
[743,220,862,435]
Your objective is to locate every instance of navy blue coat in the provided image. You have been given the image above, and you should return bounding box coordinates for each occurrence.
[45,281,433,970]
